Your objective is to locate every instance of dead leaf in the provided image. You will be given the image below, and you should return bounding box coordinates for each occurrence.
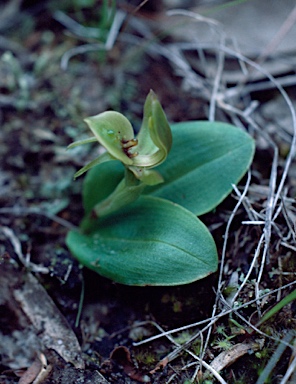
[18,355,43,384]
[149,357,169,375]
[210,340,264,372]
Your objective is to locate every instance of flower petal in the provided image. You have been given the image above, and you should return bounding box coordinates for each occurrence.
[84,111,135,165]
[131,90,172,168]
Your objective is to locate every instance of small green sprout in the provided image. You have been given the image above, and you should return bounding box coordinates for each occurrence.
[66,90,255,286]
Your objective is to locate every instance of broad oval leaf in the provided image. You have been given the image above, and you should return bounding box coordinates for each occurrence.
[66,196,218,286]
[146,121,255,215]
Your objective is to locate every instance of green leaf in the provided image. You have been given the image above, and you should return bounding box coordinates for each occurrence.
[146,121,255,215]
[83,160,124,215]
[66,196,218,286]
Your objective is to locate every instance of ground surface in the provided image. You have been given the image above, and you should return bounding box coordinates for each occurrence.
[0,1,296,383]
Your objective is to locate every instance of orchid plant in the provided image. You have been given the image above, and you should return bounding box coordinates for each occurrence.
[66,90,255,286]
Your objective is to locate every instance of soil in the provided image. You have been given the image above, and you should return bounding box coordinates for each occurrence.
[0,1,295,383]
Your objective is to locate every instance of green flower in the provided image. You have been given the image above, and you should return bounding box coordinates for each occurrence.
[69,90,172,185]
[68,90,172,222]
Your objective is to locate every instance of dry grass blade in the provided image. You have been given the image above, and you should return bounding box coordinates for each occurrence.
[0,226,49,273]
